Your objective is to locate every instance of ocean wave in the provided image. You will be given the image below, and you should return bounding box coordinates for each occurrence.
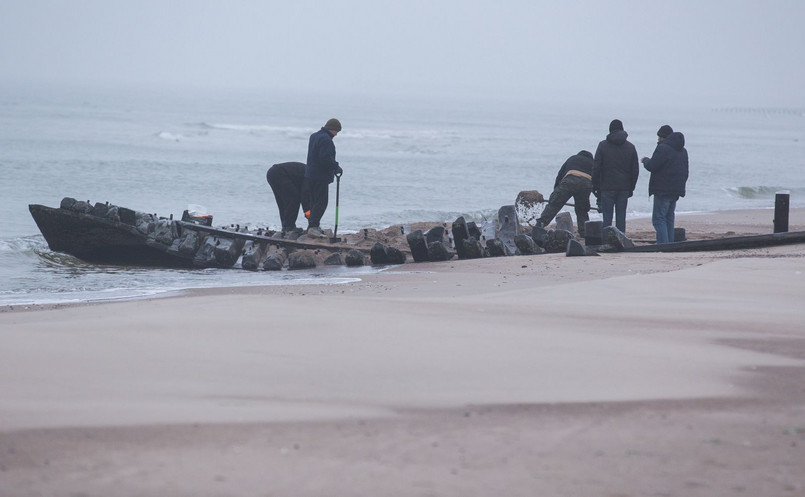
[194,122,310,138]
[154,129,210,141]
[0,235,47,254]
[155,131,187,142]
[192,122,459,144]
[724,186,803,199]
[363,208,502,229]
[712,107,804,117]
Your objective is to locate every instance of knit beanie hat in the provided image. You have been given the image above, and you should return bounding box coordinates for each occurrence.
[578,150,593,160]
[657,124,673,138]
[609,119,623,132]
[324,118,342,132]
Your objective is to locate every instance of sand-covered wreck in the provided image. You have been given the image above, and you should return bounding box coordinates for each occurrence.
[29,195,805,271]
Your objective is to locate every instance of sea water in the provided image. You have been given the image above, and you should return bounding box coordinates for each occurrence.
[1,84,803,305]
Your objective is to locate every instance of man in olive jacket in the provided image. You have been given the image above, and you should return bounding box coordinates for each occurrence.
[592,119,639,234]
[304,118,343,238]
[536,150,594,236]
[641,125,689,244]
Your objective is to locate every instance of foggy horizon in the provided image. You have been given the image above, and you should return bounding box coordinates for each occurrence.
[1,1,804,108]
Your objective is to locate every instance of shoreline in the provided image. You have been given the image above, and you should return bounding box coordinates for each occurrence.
[1,207,804,495]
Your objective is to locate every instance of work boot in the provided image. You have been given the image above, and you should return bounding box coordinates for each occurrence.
[306,226,327,238]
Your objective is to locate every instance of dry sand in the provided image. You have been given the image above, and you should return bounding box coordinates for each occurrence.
[1,208,804,496]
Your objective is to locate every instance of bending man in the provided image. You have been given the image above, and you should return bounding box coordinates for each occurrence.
[535,150,594,236]
[266,161,310,235]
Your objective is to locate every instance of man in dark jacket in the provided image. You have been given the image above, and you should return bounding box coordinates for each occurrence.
[641,126,689,244]
[266,161,310,235]
[305,118,343,238]
[535,150,594,236]
[592,119,639,234]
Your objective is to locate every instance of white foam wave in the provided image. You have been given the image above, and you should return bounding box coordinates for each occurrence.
[724,186,805,199]
[0,235,46,253]
[196,122,310,138]
[194,122,459,143]
[155,131,186,141]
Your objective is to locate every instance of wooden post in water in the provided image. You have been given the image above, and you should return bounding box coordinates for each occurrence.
[774,191,790,233]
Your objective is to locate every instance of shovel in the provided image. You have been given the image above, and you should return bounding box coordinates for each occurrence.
[564,201,601,213]
[329,172,342,243]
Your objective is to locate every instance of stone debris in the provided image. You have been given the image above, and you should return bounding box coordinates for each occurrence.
[451,217,471,259]
[263,250,288,271]
[461,237,485,259]
[288,251,317,269]
[566,238,600,257]
[602,226,635,250]
[584,220,604,246]
[555,211,574,233]
[542,229,575,253]
[486,238,509,257]
[495,205,519,255]
[241,241,268,271]
[345,250,365,267]
[370,242,407,265]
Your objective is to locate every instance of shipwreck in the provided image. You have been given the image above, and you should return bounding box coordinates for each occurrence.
[29,196,805,271]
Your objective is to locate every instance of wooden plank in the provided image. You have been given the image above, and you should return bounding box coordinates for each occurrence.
[175,221,369,253]
[624,231,805,252]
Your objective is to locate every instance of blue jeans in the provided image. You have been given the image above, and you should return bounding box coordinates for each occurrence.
[652,193,679,244]
[600,190,630,233]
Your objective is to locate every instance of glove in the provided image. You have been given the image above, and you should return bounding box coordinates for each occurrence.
[334,165,343,176]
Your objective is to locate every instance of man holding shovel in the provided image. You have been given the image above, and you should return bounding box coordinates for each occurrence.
[304,118,343,238]
[535,150,595,236]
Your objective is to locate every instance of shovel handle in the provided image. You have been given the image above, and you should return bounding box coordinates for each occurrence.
[539,199,601,213]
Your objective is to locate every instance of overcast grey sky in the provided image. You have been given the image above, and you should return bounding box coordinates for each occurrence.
[1,0,803,106]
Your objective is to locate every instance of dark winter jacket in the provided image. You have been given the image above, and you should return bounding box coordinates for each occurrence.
[267,161,306,186]
[643,132,689,197]
[305,127,340,183]
[554,150,594,188]
[592,130,639,194]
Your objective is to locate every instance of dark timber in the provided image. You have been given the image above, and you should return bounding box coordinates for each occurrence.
[624,230,805,252]
[29,203,368,269]
[29,204,193,267]
[774,192,790,233]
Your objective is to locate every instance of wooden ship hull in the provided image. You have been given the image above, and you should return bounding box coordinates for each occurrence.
[29,198,367,269]
[30,203,193,267]
[29,198,805,270]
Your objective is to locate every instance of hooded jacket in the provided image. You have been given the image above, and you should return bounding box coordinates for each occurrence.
[554,150,594,188]
[305,127,340,183]
[643,132,689,197]
[592,130,639,193]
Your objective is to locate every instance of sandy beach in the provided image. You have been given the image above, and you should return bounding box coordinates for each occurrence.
[1,208,804,496]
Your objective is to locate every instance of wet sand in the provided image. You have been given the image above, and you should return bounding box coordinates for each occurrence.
[1,208,804,496]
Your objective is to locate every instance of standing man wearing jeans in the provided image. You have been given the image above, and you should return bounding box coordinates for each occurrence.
[592,119,640,234]
[305,118,343,238]
[642,125,689,244]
